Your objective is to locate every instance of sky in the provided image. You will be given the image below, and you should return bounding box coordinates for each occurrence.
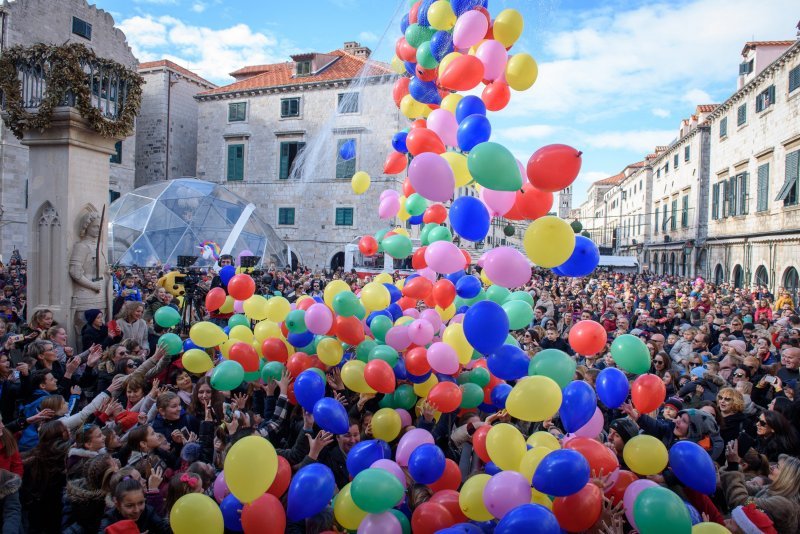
[95,0,799,206]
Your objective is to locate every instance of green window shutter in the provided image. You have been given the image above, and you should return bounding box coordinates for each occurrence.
[335,207,354,226]
[790,66,800,93]
[662,204,668,230]
[737,104,746,126]
[720,117,727,138]
[278,208,295,225]
[227,144,244,181]
[776,150,800,205]
[227,145,236,180]
[757,163,769,212]
[670,200,677,230]
[684,146,690,162]
[712,183,719,219]
[721,180,729,217]
[681,195,689,227]
[729,176,739,216]
[674,154,679,169]
[739,172,749,214]
[279,143,290,179]
[654,206,659,233]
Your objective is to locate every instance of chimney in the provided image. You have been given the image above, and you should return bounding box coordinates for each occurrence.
[343,41,371,58]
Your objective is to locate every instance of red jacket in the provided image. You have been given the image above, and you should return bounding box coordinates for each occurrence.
[0,448,23,476]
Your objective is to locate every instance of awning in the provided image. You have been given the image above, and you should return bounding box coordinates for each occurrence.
[598,255,639,267]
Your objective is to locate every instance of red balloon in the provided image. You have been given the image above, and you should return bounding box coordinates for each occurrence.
[364,359,396,394]
[408,0,421,23]
[403,276,433,300]
[631,374,666,414]
[411,246,428,270]
[393,77,410,107]
[402,177,416,197]
[429,489,468,523]
[241,493,286,534]
[411,119,428,129]
[423,204,448,224]
[527,144,583,193]
[605,470,638,504]
[516,183,554,220]
[359,236,379,256]
[395,36,417,62]
[482,81,511,111]
[384,151,408,174]
[553,483,602,532]
[428,459,462,493]
[397,296,417,310]
[229,342,259,372]
[227,274,256,301]
[439,55,484,91]
[296,298,315,311]
[568,320,608,356]
[279,322,289,338]
[405,346,431,376]
[286,381,296,405]
[335,316,365,346]
[472,425,491,463]
[267,455,291,498]
[460,248,472,268]
[286,352,312,377]
[432,279,456,308]
[428,382,462,412]
[406,128,446,156]
[205,287,227,312]
[416,65,438,82]
[261,338,288,364]
[411,502,455,534]
[564,437,619,478]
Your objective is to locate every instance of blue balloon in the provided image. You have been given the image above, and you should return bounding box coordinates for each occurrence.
[596,367,629,409]
[223,326,231,336]
[560,380,597,433]
[384,283,402,303]
[408,443,446,484]
[219,265,236,285]
[313,295,324,303]
[669,441,717,494]
[532,449,590,496]
[456,275,482,298]
[450,196,490,242]
[392,131,408,153]
[312,397,349,435]
[287,463,336,521]
[484,461,501,475]
[457,114,492,152]
[451,0,488,16]
[387,303,403,321]
[457,305,470,315]
[496,504,560,534]
[393,358,408,381]
[436,373,457,383]
[407,370,432,384]
[685,501,703,525]
[366,310,392,327]
[182,338,200,352]
[220,494,243,532]
[440,525,483,534]
[287,330,314,348]
[487,344,529,380]
[409,76,441,104]
[294,370,325,411]
[346,439,391,478]
[455,95,487,123]
[404,61,417,76]
[339,139,356,160]
[490,383,512,409]
[430,30,454,62]
[470,520,498,534]
[555,236,600,277]
[416,0,437,26]
[409,213,424,225]
[400,13,410,34]
[551,265,566,276]
[446,270,466,284]
[464,301,509,355]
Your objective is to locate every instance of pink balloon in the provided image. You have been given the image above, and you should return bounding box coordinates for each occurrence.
[213,472,229,503]
[426,109,458,147]
[396,408,412,428]
[574,407,605,438]
[358,512,402,534]
[420,309,442,334]
[476,39,508,81]
[396,428,434,466]
[304,303,333,335]
[424,241,466,274]
[449,313,465,325]
[403,308,421,319]
[483,471,532,519]
[623,479,658,529]
[233,300,245,314]
[453,10,489,49]
[427,342,459,374]
[380,189,401,201]
[482,247,532,288]
[408,319,435,346]
[371,459,408,488]
[379,196,400,219]
[385,325,412,351]
[408,152,455,202]
[479,187,516,217]
[418,267,438,282]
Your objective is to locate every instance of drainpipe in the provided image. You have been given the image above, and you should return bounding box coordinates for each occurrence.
[164,71,177,180]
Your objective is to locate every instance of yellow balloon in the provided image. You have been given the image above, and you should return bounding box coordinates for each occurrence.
[182,349,213,374]
[623,435,668,476]
[518,446,553,482]
[374,272,394,285]
[351,171,371,195]
[459,474,493,521]
[400,94,429,119]
[265,296,291,323]
[531,489,553,510]
[371,408,402,441]
[442,323,473,364]
[223,435,277,503]
[170,493,224,534]
[254,320,281,342]
[435,302,456,322]
[341,360,376,394]
[441,151,472,187]
[692,523,732,534]
[334,483,368,530]
[468,39,488,56]
[394,316,413,326]
[440,92,463,114]
[523,216,576,268]
[317,337,344,366]
[527,431,561,451]
[414,397,441,421]
[505,53,538,91]
[229,325,254,343]
[428,0,456,30]
[392,226,410,238]
[413,373,438,397]
[361,281,391,311]
[480,269,493,286]
[506,376,562,422]
[493,9,524,47]
[486,423,526,472]
[397,195,411,221]
[438,52,462,79]
[391,55,406,75]
[189,321,228,348]
[218,338,236,358]
[241,295,268,321]
[219,295,235,314]
[251,338,263,358]
[324,279,350,308]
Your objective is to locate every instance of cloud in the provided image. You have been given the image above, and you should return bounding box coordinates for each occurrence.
[582,129,677,153]
[652,108,670,118]
[683,88,713,105]
[496,124,559,141]
[358,31,379,44]
[191,2,206,13]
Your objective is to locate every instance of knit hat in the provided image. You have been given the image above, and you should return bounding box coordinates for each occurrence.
[609,418,639,443]
[731,503,777,534]
[181,442,202,463]
[728,340,747,356]
[664,397,684,412]
[84,309,102,325]
[113,411,140,432]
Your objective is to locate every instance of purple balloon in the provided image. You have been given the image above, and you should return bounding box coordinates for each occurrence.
[476,39,508,81]
[483,471,532,519]
[408,152,455,202]
[424,241,466,274]
[574,407,605,438]
[482,246,532,288]
[426,109,458,147]
[395,428,434,466]
[408,319,435,346]
[453,9,489,48]
[213,472,229,504]
[623,479,658,529]
[419,309,442,333]
[304,303,333,335]
[357,511,402,534]
[371,459,407,489]
[385,325,412,351]
[379,196,400,219]
[427,342,459,374]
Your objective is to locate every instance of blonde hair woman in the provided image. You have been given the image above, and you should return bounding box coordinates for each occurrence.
[116,301,149,356]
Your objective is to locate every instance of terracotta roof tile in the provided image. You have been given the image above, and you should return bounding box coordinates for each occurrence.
[741,40,795,56]
[138,60,216,88]
[627,160,645,168]
[695,104,718,113]
[595,172,625,186]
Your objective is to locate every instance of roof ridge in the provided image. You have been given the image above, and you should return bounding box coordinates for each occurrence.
[138,59,216,87]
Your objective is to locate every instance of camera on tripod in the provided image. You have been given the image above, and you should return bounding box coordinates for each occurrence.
[174,255,204,297]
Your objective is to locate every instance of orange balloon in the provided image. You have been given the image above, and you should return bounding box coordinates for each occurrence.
[359,236,379,256]
[403,276,433,300]
[631,374,666,414]
[428,460,462,493]
[439,55,484,91]
[267,455,291,498]
[286,352,312,377]
[606,470,638,504]
[423,204,448,224]
[397,296,417,310]
[411,119,428,129]
[411,246,428,270]
[393,77,410,107]
[205,287,227,312]
[517,183,554,220]
[568,320,607,355]
[363,359,396,394]
[384,151,408,174]
[416,64,438,82]
[229,342,259,372]
[482,81,511,111]
[395,36,416,62]
[335,316,365,346]
[553,483,602,532]
[564,437,619,478]
[261,338,288,363]
[472,425,491,462]
[432,279,456,308]
[295,298,315,311]
[429,489,468,523]
[403,177,416,197]
[406,128,446,156]
[405,346,431,376]
[428,382,462,413]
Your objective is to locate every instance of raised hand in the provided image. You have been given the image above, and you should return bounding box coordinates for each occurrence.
[277,370,292,394]
[148,466,164,490]
[307,430,334,460]
[232,392,250,410]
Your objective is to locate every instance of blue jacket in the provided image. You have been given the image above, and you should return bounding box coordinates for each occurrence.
[19,390,78,451]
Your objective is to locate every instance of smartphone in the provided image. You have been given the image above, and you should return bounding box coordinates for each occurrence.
[764,375,777,385]
[181,426,191,440]
[11,370,20,380]
[9,334,24,343]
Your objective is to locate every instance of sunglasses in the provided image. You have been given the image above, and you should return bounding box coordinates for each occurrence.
[126,362,138,368]
[733,372,746,378]
[757,419,768,427]
[689,362,701,367]
[718,396,733,402]
[654,360,665,365]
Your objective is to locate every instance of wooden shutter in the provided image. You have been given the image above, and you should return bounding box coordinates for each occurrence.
[227,145,236,181]
[279,143,290,179]
[712,183,719,219]
[739,172,749,214]
[777,150,800,203]
[757,163,769,212]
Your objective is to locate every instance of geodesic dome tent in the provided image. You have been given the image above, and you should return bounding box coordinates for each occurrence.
[108,178,289,268]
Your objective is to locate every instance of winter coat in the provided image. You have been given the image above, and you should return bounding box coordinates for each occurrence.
[65,448,105,481]
[720,469,799,534]
[98,504,170,534]
[0,448,22,478]
[61,478,107,534]
[0,469,22,534]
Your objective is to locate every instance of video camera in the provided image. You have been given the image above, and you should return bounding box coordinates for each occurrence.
[174,255,205,297]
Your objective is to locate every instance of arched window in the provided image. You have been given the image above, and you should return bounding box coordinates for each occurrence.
[696,249,708,278]
[732,265,743,289]
[662,253,668,274]
[669,252,676,275]
[680,252,687,277]
[714,264,724,285]
[783,267,799,305]
[754,265,769,288]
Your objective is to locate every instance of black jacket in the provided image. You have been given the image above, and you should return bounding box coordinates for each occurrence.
[98,505,170,534]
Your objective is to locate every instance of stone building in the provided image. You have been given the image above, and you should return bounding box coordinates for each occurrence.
[0,0,137,256]
[614,160,654,261]
[195,41,402,269]
[136,60,216,188]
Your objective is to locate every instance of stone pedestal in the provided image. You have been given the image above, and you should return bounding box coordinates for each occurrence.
[21,107,118,345]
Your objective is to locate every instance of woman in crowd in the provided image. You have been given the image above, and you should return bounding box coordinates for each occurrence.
[116,302,150,356]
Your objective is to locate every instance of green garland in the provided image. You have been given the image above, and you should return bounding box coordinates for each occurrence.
[0,43,142,139]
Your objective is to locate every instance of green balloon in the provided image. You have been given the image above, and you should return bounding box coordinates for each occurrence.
[356,340,378,363]
[404,23,436,48]
[285,309,307,333]
[428,225,453,244]
[379,392,396,409]
[505,334,521,348]
[228,314,250,328]
[463,289,487,306]
[633,487,692,534]
[370,315,393,343]
[369,345,399,367]
[405,193,428,216]
[456,372,472,385]
[211,360,245,391]
[389,509,411,534]
[486,285,511,305]
[611,334,651,375]
[157,333,183,356]
[299,336,318,355]
[503,224,516,237]
[333,291,362,317]
[308,367,326,381]
[243,370,260,382]
[506,291,534,306]
[394,384,417,410]
[503,300,534,330]
[383,234,413,259]
[351,468,405,514]
[420,223,438,246]
[528,349,576,389]
[416,41,439,69]
[570,220,583,233]
[460,383,484,408]
[468,366,490,387]
[467,142,523,191]
[261,361,286,382]
[154,306,181,328]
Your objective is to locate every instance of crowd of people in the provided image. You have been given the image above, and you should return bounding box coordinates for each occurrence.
[0,251,798,533]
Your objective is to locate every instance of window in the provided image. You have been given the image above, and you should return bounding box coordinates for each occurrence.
[721,179,730,218]
[337,92,360,114]
[109,190,120,203]
[790,65,800,93]
[674,154,679,169]
[712,182,720,220]
[110,140,122,164]
[737,172,749,214]
[228,102,247,122]
[756,163,769,212]
[656,168,661,179]
[335,207,354,226]
[296,60,311,76]
[226,144,245,181]
[662,203,668,231]
[739,59,753,75]
[755,86,775,113]
[684,145,690,162]
[72,16,92,40]
[670,199,677,230]
[776,149,799,206]
[336,138,356,179]
[736,103,746,126]
[729,176,739,216]
[681,195,689,227]
[278,207,295,225]
[279,141,305,179]
[665,162,669,174]
[281,98,300,118]
[720,117,728,138]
